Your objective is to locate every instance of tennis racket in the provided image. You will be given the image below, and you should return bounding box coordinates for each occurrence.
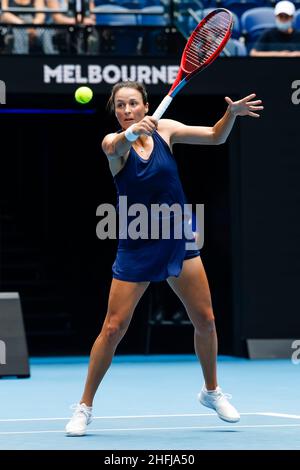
[152,8,233,121]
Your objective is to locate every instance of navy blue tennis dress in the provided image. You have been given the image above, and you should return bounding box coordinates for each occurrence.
[112,131,200,282]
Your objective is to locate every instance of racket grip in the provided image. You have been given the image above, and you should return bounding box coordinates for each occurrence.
[152,95,173,121]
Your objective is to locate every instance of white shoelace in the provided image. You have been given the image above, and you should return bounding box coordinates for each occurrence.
[70,403,92,419]
[207,389,233,401]
[217,391,232,400]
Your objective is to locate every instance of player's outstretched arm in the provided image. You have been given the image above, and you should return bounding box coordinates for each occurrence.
[161,94,263,147]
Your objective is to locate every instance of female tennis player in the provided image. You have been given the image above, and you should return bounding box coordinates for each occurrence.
[65,81,263,436]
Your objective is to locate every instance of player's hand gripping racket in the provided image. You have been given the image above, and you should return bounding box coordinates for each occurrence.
[152,9,233,121]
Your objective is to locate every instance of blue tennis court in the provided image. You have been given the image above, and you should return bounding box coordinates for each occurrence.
[0,355,299,450]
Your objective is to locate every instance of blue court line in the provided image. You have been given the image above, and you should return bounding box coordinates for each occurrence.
[29,354,248,365]
[0,108,96,114]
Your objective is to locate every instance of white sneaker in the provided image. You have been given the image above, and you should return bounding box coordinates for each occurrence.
[198,386,240,423]
[65,403,93,436]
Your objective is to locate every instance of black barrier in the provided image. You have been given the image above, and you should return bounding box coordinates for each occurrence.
[0,57,299,97]
[0,293,30,377]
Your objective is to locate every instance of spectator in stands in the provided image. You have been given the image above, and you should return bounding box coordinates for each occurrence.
[250,1,300,57]
[1,0,56,54]
[46,0,98,53]
[47,0,96,26]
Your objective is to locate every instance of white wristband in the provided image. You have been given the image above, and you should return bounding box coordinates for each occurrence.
[124,125,138,142]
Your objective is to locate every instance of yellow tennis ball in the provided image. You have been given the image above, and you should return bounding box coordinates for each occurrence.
[75,86,93,104]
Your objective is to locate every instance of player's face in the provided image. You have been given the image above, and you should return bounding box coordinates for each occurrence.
[114,88,149,129]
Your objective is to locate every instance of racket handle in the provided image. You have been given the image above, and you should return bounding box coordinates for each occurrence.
[152,95,173,121]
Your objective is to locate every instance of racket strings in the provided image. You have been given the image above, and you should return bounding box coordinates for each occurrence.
[184,12,231,72]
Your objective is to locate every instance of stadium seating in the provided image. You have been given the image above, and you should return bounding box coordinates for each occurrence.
[94,4,137,25]
[241,6,275,43]
[223,0,266,18]
[137,5,168,26]
[294,9,300,30]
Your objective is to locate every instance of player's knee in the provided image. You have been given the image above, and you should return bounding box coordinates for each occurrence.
[103,320,128,343]
[194,308,215,334]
